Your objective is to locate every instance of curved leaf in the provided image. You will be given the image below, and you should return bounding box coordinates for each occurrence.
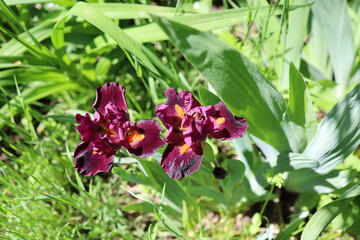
[303,83,360,174]
[301,185,360,240]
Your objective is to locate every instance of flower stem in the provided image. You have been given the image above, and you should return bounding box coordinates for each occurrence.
[259,183,275,218]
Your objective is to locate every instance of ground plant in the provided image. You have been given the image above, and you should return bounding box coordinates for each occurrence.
[0,0,359,239]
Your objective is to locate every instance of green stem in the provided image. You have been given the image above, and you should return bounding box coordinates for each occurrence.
[259,183,275,218]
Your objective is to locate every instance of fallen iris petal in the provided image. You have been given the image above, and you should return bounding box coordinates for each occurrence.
[74,141,115,176]
[123,120,166,158]
[93,82,128,114]
[208,102,249,141]
[161,142,203,179]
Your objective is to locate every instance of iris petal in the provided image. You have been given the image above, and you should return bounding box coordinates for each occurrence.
[161,142,203,179]
[123,120,166,158]
[208,102,249,140]
[75,113,103,142]
[155,88,201,129]
[74,142,115,176]
[93,82,128,114]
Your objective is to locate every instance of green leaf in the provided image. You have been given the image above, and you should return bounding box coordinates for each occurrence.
[123,202,181,217]
[286,63,317,150]
[137,159,193,209]
[288,63,315,127]
[268,152,319,174]
[222,159,245,193]
[275,211,308,240]
[198,86,221,106]
[286,169,355,193]
[153,16,291,152]
[112,167,153,187]
[120,185,184,239]
[232,135,267,196]
[303,83,360,173]
[301,185,360,240]
[186,186,228,206]
[312,0,356,95]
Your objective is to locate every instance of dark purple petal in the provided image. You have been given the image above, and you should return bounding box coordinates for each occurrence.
[74,142,115,176]
[123,120,166,158]
[76,113,103,142]
[99,123,125,151]
[161,142,203,179]
[165,127,184,145]
[208,102,248,140]
[181,106,215,145]
[176,89,201,112]
[155,103,182,129]
[155,88,200,129]
[93,82,128,114]
[163,88,200,111]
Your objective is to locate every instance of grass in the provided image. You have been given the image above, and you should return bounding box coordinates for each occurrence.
[1,0,360,239]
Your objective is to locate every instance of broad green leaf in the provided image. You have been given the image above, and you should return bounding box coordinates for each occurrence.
[198,86,221,106]
[288,63,315,127]
[222,159,245,193]
[286,168,355,193]
[232,135,267,196]
[112,167,153,187]
[267,152,319,174]
[137,159,193,209]
[312,0,356,95]
[186,186,228,206]
[286,63,317,150]
[303,83,360,174]
[153,16,292,152]
[301,185,360,240]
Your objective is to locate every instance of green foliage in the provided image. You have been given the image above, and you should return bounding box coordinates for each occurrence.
[1,0,359,239]
[301,185,360,240]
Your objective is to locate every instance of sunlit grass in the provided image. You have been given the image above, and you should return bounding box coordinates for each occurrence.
[0,0,359,239]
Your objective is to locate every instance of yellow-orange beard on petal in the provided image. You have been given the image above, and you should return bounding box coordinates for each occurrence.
[215,117,226,126]
[180,143,190,155]
[128,131,145,145]
[175,104,185,118]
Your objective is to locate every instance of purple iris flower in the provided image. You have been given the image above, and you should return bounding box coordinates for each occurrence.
[74,82,166,176]
[155,88,248,179]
